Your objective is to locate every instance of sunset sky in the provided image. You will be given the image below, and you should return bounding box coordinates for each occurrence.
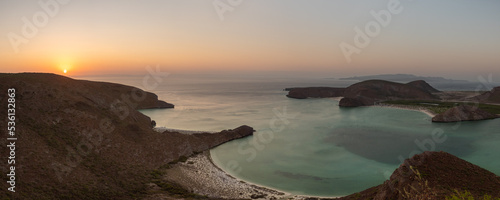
[1,0,499,80]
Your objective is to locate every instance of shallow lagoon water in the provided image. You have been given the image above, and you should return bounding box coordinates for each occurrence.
[210,102,500,196]
[84,75,500,197]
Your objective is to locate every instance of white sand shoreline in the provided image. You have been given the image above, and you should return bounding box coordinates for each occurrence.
[374,103,437,118]
[162,151,290,199]
[158,148,343,200]
[207,151,345,200]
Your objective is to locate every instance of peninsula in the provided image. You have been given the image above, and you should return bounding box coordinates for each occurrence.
[0,73,254,199]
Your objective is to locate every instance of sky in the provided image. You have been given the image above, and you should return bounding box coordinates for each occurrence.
[0,0,499,80]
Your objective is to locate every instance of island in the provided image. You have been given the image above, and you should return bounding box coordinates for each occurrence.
[286,79,500,122]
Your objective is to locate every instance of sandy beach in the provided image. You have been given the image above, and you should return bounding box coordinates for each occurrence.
[156,151,341,200]
[161,151,289,199]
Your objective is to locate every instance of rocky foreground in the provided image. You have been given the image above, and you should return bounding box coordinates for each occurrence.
[0,73,253,199]
[145,150,500,200]
[338,151,500,200]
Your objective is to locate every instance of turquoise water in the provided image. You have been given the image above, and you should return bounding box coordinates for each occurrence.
[210,103,500,196]
[82,75,500,197]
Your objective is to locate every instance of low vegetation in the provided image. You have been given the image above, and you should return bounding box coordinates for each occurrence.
[396,166,499,200]
[446,190,500,200]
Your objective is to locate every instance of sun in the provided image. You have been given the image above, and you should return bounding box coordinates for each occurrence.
[63,69,67,73]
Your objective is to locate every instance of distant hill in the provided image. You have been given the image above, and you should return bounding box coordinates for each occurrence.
[340,74,468,83]
[339,80,440,107]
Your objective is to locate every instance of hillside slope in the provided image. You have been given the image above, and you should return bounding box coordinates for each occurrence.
[339,151,500,200]
[0,73,253,199]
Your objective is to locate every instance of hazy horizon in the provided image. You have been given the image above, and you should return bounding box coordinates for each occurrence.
[1,0,499,81]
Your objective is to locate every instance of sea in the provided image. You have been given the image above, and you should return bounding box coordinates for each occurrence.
[79,73,500,197]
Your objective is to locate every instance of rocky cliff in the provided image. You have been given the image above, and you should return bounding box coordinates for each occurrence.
[339,151,500,200]
[286,87,345,99]
[432,105,498,122]
[0,73,253,199]
[339,80,439,107]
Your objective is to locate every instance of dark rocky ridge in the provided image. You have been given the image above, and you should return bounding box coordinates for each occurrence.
[286,87,345,99]
[432,105,498,122]
[0,73,253,199]
[338,151,500,200]
[339,80,440,107]
[286,80,440,107]
[407,80,441,93]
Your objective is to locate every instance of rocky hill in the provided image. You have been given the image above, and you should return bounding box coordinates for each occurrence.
[285,80,439,105]
[339,151,500,200]
[0,73,253,199]
[286,87,345,99]
[407,80,441,93]
[339,74,468,83]
[469,86,500,104]
[339,80,439,107]
[432,105,498,122]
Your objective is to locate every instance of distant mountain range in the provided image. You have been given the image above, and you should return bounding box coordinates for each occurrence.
[339,74,469,83]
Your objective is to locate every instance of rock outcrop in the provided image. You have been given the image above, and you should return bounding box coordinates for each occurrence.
[432,104,498,122]
[286,87,345,99]
[469,86,500,104]
[0,73,252,199]
[339,80,439,107]
[339,151,500,200]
